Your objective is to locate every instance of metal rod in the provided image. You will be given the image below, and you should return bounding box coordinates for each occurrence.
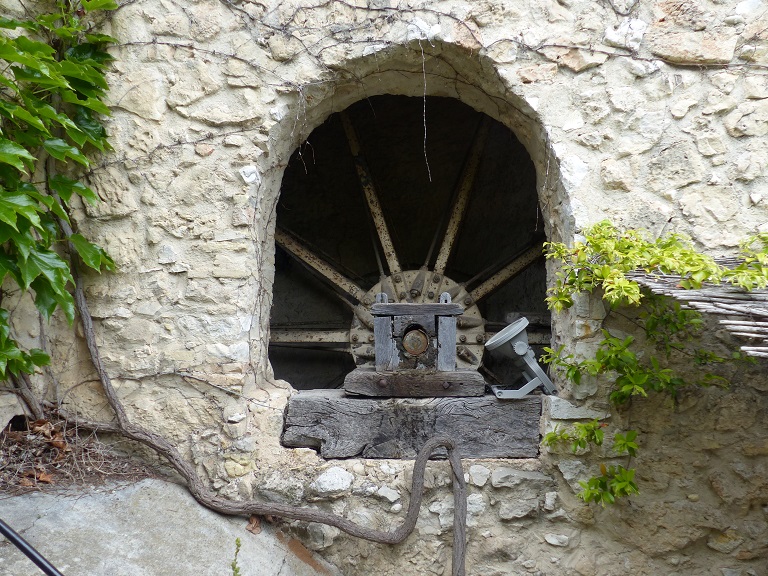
[0,517,65,576]
[433,116,491,276]
[339,112,404,288]
[469,244,543,303]
[275,227,366,304]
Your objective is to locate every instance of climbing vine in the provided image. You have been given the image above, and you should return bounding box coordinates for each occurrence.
[542,221,765,505]
[0,0,115,406]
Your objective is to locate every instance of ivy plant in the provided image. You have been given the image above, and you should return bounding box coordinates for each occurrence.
[0,1,116,381]
[542,221,765,505]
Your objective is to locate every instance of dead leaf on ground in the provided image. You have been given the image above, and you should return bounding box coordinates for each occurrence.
[19,477,35,487]
[246,515,262,534]
[31,420,54,438]
[37,471,54,484]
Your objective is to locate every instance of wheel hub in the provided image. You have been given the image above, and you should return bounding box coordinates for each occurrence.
[349,270,486,370]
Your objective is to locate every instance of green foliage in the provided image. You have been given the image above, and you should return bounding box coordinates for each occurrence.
[543,419,605,453]
[543,221,765,505]
[231,538,242,576]
[0,2,115,381]
[579,465,639,506]
[543,221,768,312]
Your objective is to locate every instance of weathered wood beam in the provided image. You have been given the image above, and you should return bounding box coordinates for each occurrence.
[282,389,542,459]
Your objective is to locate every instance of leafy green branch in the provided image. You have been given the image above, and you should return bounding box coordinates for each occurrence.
[544,421,639,505]
[543,221,764,504]
[0,1,116,396]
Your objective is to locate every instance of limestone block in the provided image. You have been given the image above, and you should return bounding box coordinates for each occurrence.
[85,166,139,219]
[268,32,301,62]
[108,65,167,121]
[309,467,354,498]
[601,157,636,191]
[557,459,590,493]
[647,31,737,64]
[670,98,698,119]
[604,19,648,51]
[468,464,491,487]
[306,523,340,551]
[167,59,220,108]
[377,485,400,503]
[553,143,589,190]
[490,468,555,493]
[745,75,768,99]
[540,47,608,72]
[648,141,703,192]
[498,498,539,520]
[212,254,252,278]
[695,132,726,156]
[544,396,609,421]
[517,63,558,83]
[185,0,237,41]
[545,533,570,547]
[707,529,745,554]
[175,89,263,126]
[146,0,190,37]
[724,102,768,138]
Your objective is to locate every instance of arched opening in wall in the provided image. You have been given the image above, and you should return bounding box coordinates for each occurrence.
[269,95,548,391]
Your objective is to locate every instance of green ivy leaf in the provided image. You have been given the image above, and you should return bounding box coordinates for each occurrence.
[48,174,99,204]
[70,233,115,272]
[28,348,50,366]
[43,138,90,167]
[82,0,120,12]
[0,138,36,171]
[74,106,109,149]
[0,191,43,231]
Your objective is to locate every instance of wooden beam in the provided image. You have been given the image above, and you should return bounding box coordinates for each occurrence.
[282,389,542,459]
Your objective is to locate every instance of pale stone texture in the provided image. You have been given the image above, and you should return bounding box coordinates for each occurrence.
[5,0,768,574]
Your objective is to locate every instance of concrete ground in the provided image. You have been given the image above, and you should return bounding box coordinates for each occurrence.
[0,479,340,576]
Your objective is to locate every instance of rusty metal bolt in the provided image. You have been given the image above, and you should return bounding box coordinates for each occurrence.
[368,335,374,343]
[393,274,402,283]
[410,289,420,298]
[442,382,450,389]
[432,274,441,283]
[464,297,472,306]
[399,292,406,300]
[459,335,467,343]
[402,327,429,356]
[428,291,435,299]
[476,333,484,343]
[351,334,359,342]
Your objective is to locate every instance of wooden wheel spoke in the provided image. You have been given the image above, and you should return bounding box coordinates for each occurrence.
[468,243,544,303]
[270,327,351,353]
[275,227,366,304]
[340,112,404,286]
[433,116,491,276]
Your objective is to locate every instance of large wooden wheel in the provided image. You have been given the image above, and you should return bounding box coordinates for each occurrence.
[270,97,546,389]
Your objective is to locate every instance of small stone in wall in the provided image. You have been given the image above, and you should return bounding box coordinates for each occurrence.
[377,485,400,503]
[468,465,491,487]
[309,467,354,498]
[499,499,538,520]
[604,19,647,51]
[544,533,570,547]
[306,523,340,551]
[194,143,215,157]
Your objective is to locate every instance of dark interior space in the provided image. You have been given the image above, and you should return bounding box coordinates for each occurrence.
[270,95,546,390]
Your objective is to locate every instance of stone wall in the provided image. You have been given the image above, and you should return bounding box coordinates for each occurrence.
[3,0,768,574]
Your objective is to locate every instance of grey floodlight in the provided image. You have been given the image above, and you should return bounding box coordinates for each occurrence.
[484,317,557,399]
